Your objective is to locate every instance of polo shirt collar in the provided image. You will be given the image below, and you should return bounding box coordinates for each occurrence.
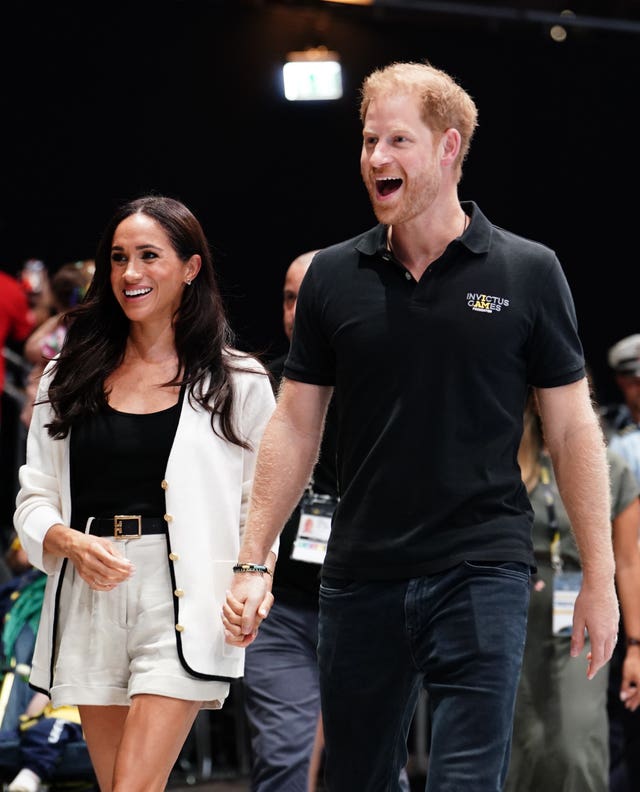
[355,200,492,260]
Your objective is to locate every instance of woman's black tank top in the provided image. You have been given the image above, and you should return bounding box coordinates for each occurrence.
[69,389,184,531]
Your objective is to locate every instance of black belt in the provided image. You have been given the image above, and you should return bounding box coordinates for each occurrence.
[90,515,167,539]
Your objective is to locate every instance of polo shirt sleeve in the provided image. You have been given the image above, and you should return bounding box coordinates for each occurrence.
[526,254,585,388]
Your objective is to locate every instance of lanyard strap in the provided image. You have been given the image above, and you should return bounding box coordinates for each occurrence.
[539,457,562,571]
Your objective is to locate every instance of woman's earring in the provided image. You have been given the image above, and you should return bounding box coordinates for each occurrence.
[185,280,192,286]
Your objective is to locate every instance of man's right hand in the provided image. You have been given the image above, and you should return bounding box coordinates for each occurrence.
[222,573,274,646]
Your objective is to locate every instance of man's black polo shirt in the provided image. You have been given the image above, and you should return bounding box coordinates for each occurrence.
[284,202,585,581]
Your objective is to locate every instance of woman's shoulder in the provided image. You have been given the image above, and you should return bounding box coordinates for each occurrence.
[222,348,274,400]
[37,357,59,390]
[223,347,269,376]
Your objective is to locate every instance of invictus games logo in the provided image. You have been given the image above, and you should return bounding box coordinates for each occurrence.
[467,292,510,314]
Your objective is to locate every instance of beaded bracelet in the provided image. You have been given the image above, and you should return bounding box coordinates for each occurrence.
[233,563,273,577]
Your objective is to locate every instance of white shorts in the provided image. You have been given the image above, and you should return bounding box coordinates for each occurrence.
[50,534,229,709]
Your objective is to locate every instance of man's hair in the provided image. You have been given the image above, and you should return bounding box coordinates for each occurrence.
[359,61,479,179]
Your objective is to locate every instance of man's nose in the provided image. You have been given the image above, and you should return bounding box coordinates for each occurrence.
[369,142,391,167]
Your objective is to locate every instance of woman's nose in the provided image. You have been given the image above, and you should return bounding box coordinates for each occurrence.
[124,261,142,280]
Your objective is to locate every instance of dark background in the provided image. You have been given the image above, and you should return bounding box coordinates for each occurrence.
[1,0,639,404]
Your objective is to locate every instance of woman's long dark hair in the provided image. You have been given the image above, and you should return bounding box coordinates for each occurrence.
[44,195,257,447]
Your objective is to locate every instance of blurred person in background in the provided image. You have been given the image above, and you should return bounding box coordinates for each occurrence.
[20,260,95,429]
[600,334,640,440]
[0,270,35,428]
[16,260,52,331]
[603,335,640,792]
[244,249,410,791]
[244,250,340,792]
[505,391,640,792]
[0,269,36,568]
[0,537,87,792]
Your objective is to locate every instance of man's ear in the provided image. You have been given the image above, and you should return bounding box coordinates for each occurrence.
[440,127,462,168]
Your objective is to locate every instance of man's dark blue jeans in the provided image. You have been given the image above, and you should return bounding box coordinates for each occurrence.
[318,561,530,791]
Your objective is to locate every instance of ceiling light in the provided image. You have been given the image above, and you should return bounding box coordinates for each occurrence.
[283,47,343,102]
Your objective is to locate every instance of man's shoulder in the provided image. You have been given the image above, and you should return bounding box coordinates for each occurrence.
[441,203,556,273]
[489,223,556,262]
[267,353,287,378]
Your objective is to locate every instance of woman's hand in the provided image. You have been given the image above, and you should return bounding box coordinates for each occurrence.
[44,523,135,590]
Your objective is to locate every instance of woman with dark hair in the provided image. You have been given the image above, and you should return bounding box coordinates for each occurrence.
[13,195,276,792]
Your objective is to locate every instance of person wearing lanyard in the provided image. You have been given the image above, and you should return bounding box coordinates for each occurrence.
[505,391,640,792]
[242,250,340,792]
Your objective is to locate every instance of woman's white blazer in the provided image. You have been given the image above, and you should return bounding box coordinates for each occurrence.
[13,354,276,694]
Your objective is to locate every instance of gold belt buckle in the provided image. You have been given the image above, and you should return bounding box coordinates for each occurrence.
[114,515,142,540]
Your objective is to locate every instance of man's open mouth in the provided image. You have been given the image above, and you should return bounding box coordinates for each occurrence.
[376,177,402,197]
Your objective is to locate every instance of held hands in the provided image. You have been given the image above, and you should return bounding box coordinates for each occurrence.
[222,570,274,647]
[570,574,620,680]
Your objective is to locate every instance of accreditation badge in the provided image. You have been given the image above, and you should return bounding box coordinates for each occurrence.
[552,570,582,636]
[290,491,337,565]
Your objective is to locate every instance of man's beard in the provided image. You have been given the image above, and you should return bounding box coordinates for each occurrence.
[365,168,440,226]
